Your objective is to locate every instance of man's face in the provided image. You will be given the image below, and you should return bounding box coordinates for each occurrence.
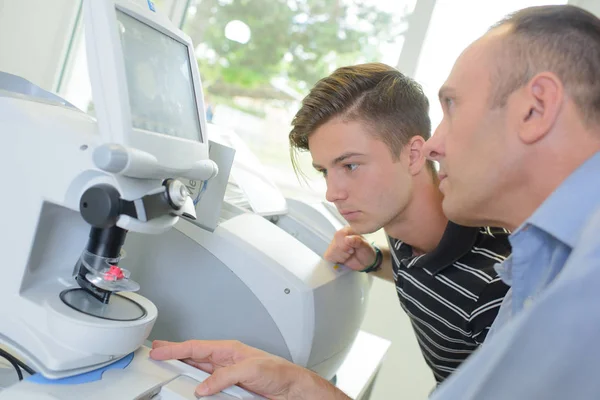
[308,118,416,234]
[424,32,520,226]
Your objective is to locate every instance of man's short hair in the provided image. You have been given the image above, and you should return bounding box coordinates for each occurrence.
[490,5,600,126]
[289,63,433,174]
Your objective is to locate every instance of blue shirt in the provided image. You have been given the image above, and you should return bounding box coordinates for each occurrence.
[431,151,600,400]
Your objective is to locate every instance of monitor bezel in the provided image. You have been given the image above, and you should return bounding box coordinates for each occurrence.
[83,0,209,177]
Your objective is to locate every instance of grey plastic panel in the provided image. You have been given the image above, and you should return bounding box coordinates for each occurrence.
[274,214,330,258]
[122,227,292,362]
[182,140,236,232]
[273,198,339,258]
[307,272,368,369]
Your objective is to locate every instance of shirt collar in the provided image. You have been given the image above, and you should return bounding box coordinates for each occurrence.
[519,151,600,248]
[395,222,480,275]
[494,254,514,286]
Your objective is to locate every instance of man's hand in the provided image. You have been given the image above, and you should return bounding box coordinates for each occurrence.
[149,340,350,400]
[324,226,376,271]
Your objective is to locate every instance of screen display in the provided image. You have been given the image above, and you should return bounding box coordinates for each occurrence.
[116,9,202,142]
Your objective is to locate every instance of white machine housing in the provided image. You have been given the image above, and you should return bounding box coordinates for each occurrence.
[0,347,260,400]
[123,125,371,380]
[0,94,163,378]
[0,3,265,400]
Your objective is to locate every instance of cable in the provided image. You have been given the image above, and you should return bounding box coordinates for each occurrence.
[0,349,23,381]
[0,348,35,379]
[1,349,35,375]
[193,179,209,205]
[15,358,35,376]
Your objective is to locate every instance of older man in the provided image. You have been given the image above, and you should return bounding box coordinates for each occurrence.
[150,5,600,399]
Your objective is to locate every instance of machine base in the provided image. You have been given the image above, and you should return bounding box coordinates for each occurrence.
[26,353,134,385]
[0,346,264,399]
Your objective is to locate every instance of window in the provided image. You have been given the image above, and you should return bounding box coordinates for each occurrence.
[414,0,569,132]
[57,0,572,205]
[180,0,414,202]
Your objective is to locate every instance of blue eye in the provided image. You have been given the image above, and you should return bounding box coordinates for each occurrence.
[444,97,454,109]
[345,163,358,172]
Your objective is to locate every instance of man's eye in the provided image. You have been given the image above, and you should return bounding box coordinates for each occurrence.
[444,97,454,109]
[345,163,358,172]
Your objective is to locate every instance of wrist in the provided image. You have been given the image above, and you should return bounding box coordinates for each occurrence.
[361,244,382,273]
[289,369,349,400]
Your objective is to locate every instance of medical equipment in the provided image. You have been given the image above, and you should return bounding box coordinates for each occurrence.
[122,124,371,381]
[0,0,262,398]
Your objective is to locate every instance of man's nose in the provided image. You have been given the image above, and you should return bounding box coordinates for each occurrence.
[424,128,445,162]
[325,178,348,203]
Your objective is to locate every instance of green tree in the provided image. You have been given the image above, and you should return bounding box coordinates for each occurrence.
[183,0,405,98]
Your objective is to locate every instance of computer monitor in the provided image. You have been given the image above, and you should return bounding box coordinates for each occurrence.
[83,0,212,181]
[116,9,202,143]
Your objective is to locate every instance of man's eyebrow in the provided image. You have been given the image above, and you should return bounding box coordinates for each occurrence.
[312,152,365,169]
[333,152,365,165]
[438,85,457,101]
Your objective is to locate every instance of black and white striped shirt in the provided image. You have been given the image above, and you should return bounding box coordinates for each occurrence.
[389,223,511,383]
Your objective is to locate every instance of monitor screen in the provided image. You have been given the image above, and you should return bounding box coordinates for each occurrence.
[116,9,203,142]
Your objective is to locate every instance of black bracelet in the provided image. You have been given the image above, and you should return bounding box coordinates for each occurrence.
[361,245,383,273]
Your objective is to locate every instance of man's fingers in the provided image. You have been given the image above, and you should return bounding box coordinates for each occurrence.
[152,340,174,349]
[326,228,363,262]
[340,225,355,236]
[333,226,356,244]
[150,340,198,361]
[150,340,229,364]
[324,245,353,263]
[344,235,369,249]
[344,236,377,267]
[150,339,267,366]
[195,363,249,397]
[184,359,216,373]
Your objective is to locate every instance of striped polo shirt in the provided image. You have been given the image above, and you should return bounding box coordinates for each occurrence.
[389,222,511,383]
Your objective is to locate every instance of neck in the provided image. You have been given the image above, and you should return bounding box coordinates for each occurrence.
[385,172,448,254]
[494,133,600,231]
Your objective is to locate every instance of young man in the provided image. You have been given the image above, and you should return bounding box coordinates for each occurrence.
[289,62,511,383]
[150,5,600,399]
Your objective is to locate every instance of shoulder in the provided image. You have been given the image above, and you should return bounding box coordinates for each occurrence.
[563,205,600,277]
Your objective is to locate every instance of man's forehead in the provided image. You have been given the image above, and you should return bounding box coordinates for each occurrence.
[443,29,508,92]
[308,118,374,148]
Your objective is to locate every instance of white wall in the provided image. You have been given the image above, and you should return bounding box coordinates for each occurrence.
[0,0,80,91]
[570,0,600,16]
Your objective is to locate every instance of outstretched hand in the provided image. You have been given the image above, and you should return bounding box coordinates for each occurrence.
[149,340,350,400]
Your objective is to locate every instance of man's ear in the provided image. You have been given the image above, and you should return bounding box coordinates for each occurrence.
[517,72,564,144]
[407,136,427,175]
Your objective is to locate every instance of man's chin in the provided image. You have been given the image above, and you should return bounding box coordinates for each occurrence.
[442,200,481,227]
[348,221,378,235]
